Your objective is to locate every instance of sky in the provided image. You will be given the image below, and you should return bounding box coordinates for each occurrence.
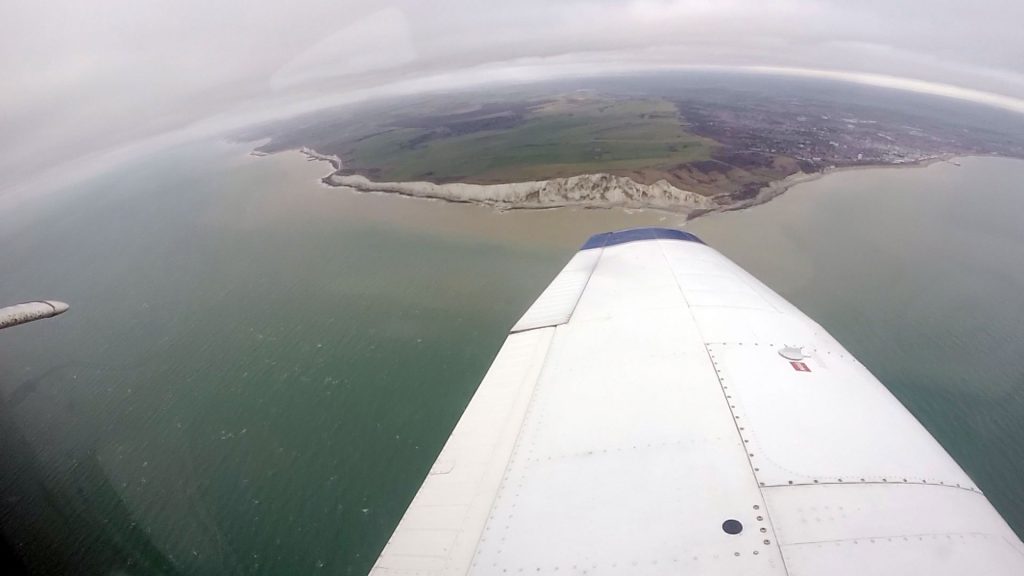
[3,0,1024,192]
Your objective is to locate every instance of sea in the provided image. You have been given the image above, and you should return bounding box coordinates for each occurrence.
[1,140,1022,575]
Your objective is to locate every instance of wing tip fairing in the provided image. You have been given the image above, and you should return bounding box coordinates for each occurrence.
[580,227,703,250]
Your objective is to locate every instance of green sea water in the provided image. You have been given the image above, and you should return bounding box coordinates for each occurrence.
[0,141,1021,575]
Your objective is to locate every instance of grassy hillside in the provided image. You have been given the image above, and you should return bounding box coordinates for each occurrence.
[253,90,807,199]
[331,95,715,184]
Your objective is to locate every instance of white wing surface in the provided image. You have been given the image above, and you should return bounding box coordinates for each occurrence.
[371,228,1024,576]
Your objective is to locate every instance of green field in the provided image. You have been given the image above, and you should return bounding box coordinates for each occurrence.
[336,96,715,184]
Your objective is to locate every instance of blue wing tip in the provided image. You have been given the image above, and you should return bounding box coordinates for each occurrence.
[581,227,704,250]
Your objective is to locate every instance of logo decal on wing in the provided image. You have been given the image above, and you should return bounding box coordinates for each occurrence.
[790,361,811,372]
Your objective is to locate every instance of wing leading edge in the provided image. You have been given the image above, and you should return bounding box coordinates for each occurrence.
[371,227,1024,576]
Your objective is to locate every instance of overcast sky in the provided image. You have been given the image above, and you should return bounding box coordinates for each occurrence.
[3,0,1024,191]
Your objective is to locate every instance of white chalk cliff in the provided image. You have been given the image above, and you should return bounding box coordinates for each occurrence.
[325,172,718,214]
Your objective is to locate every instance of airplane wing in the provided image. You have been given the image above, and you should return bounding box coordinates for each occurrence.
[370,227,1024,576]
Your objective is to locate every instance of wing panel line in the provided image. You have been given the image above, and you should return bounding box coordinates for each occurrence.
[655,237,793,576]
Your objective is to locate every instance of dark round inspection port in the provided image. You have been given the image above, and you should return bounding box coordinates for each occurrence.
[722,519,743,535]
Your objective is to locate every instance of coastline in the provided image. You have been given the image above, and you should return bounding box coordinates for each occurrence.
[280,146,960,220]
[711,154,957,216]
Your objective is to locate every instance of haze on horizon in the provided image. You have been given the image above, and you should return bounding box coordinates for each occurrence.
[3,0,1024,192]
